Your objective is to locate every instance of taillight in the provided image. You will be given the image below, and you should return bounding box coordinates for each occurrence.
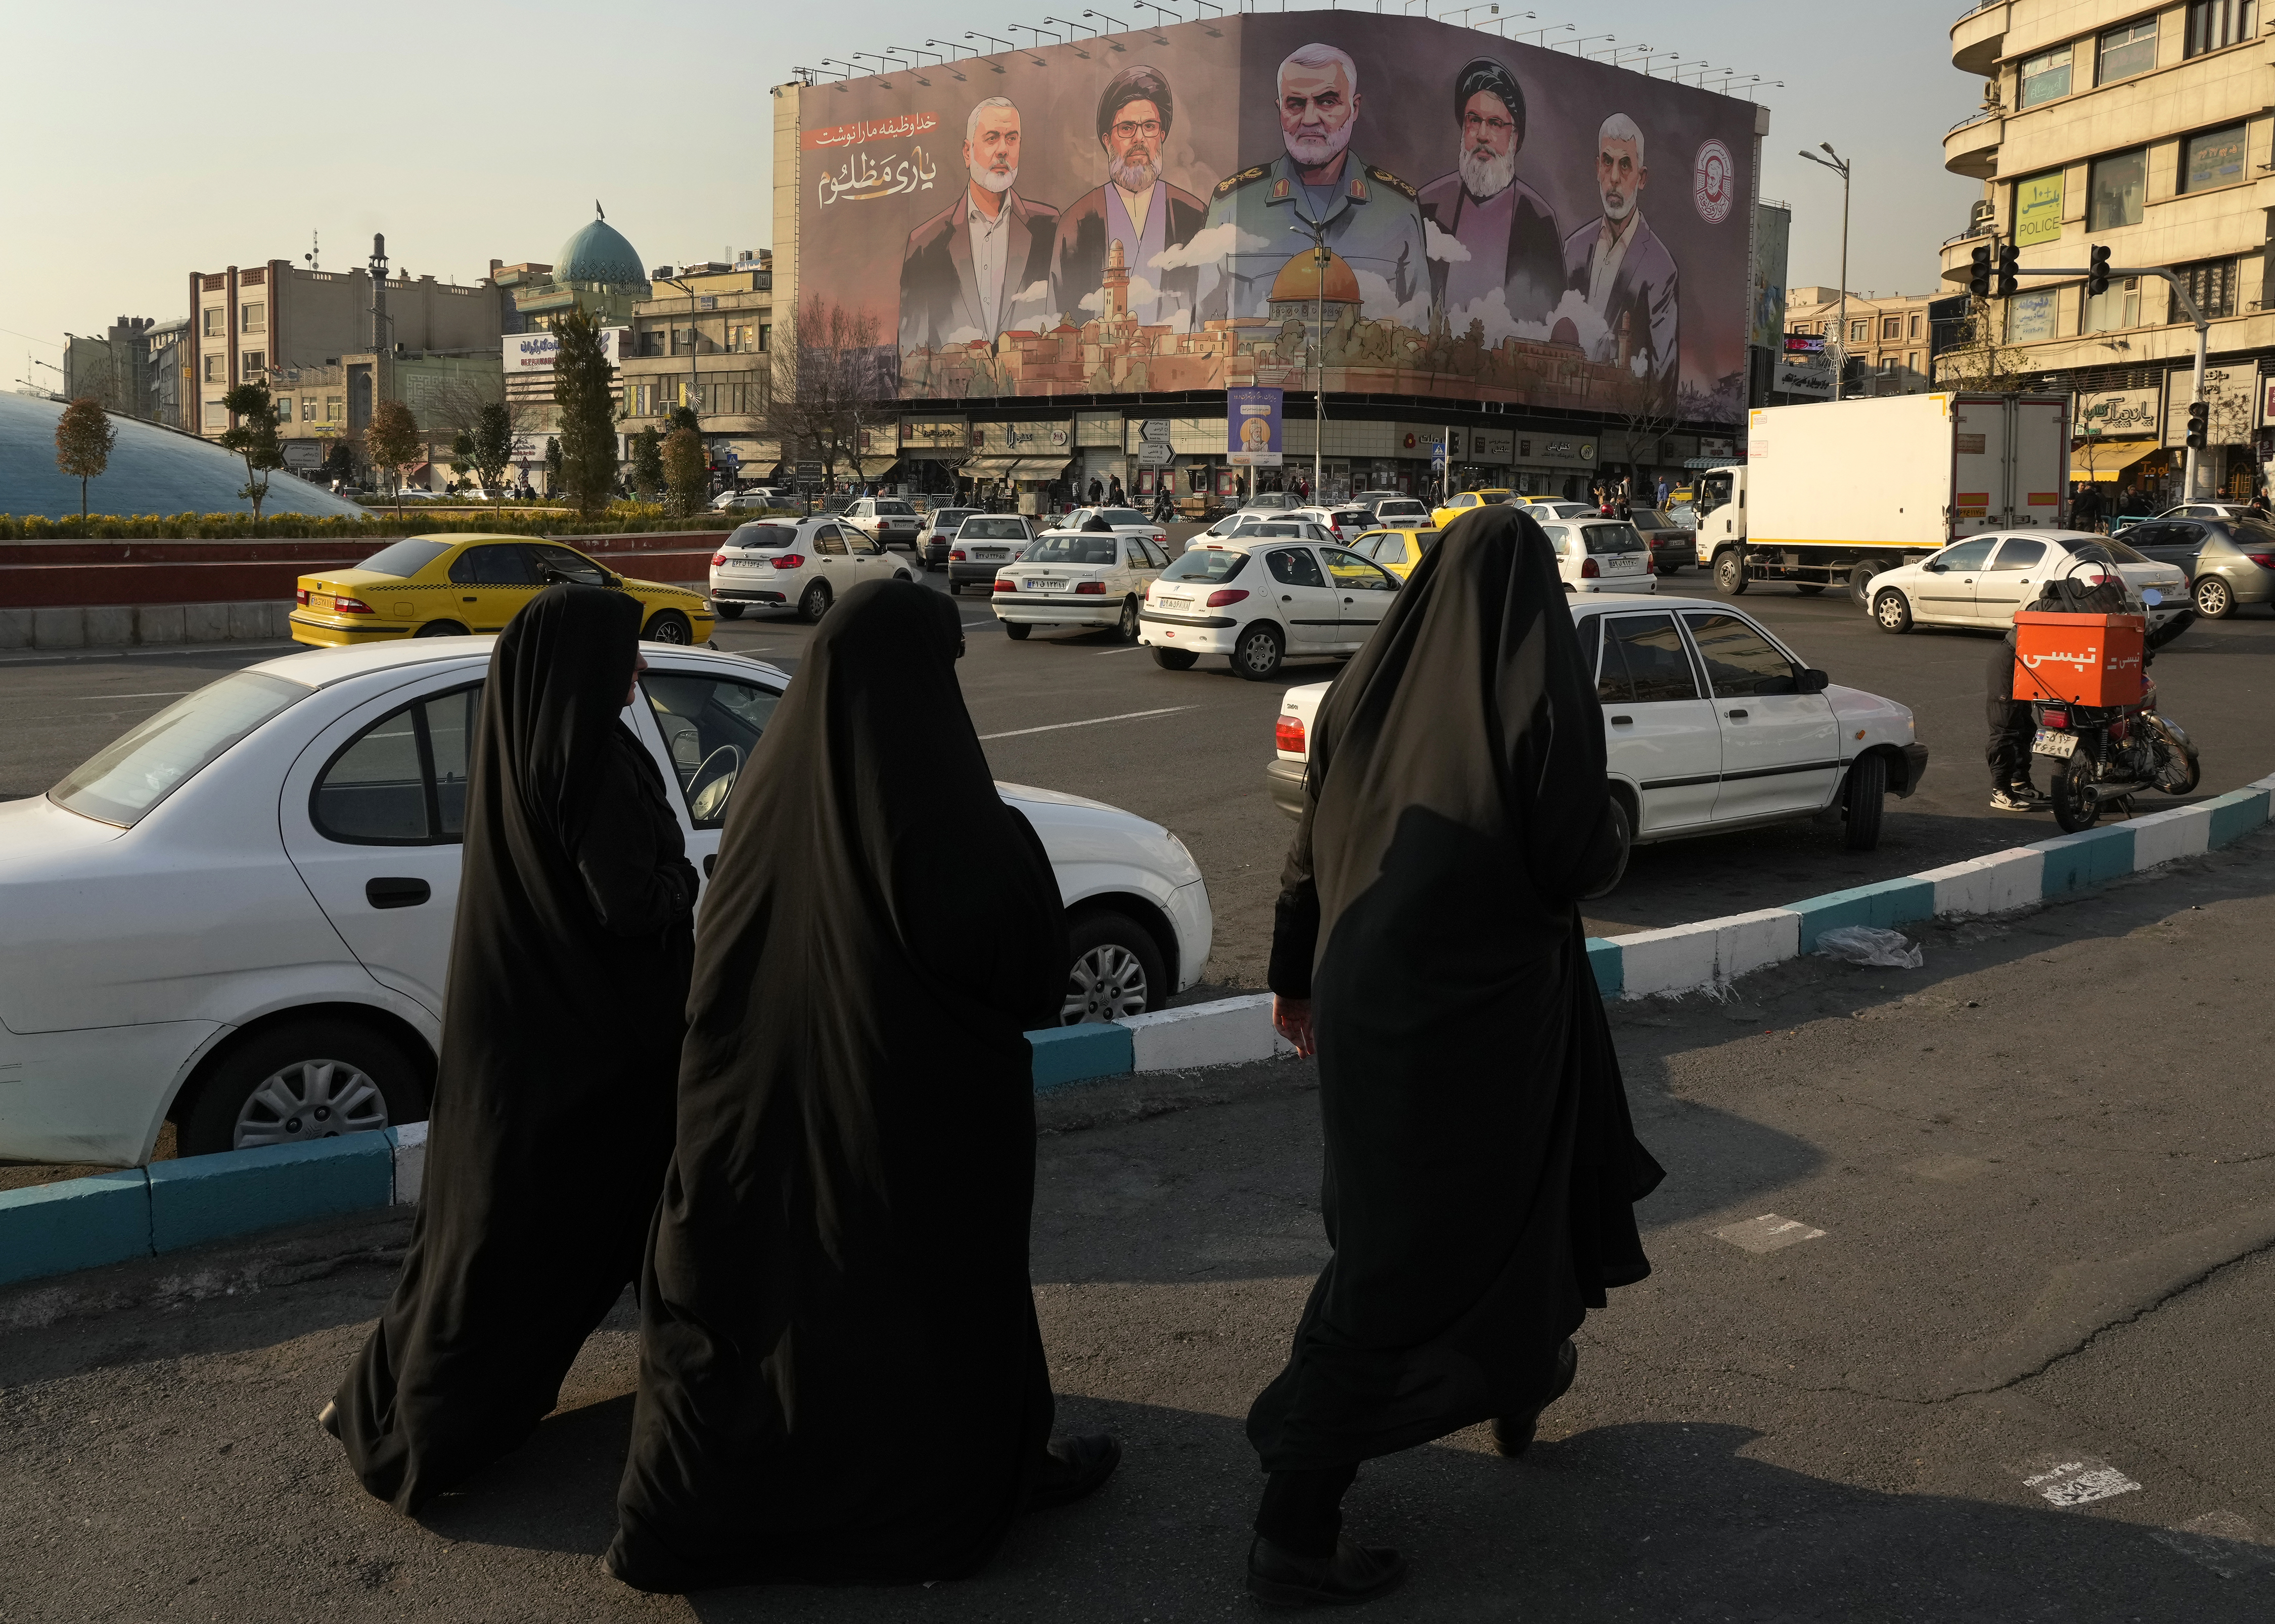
[2041,708,2069,729]
[1275,714,1306,753]
[295,588,309,605]
[1152,533,1167,547]
[1580,557,1600,579]
[332,595,374,615]
[2246,552,2275,569]
[1073,580,1107,595]
[949,549,966,562]
[710,552,727,566]
[1205,588,1249,607]
[769,553,804,570]
[995,578,1018,593]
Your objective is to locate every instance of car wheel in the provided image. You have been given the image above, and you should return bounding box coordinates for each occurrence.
[1062,911,1165,1023]
[799,581,832,623]
[1842,751,1887,851]
[415,619,467,638]
[715,602,745,620]
[1152,647,1198,670]
[946,581,962,597]
[1117,596,1140,642]
[643,610,693,644]
[177,1019,426,1158]
[1005,622,1032,640]
[1873,589,1914,634]
[1714,548,1749,596]
[2195,574,2234,618]
[1794,582,1827,596]
[1581,792,1633,900]
[1233,622,1285,680]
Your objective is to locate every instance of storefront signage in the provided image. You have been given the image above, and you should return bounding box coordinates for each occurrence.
[1772,359,1834,399]
[503,329,624,372]
[2164,367,2253,448]
[2074,386,2159,439]
[901,419,969,450]
[1510,435,1598,466]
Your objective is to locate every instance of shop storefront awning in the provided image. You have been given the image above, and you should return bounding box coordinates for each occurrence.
[2073,439,2161,481]
[851,457,899,479]
[1682,456,1742,469]
[961,455,1028,477]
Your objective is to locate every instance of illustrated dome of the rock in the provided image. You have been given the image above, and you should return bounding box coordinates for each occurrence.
[555,212,646,286]
[1269,248,1361,305]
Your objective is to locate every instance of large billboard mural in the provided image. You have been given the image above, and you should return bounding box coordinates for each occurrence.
[794,15,1758,423]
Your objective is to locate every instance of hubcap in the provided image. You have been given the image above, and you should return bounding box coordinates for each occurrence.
[2200,580,2228,613]
[232,1058,388,1150]
[1062,943,1149,1023]
[1878,596,1903,627]
[653,617,690,644]
[1241,633,1278,673]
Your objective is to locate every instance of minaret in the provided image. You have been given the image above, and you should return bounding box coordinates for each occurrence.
[369,233,390,350]
[1103,238,1130,323]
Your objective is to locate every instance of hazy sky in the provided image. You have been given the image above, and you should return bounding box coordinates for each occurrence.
[1,1,1973,382]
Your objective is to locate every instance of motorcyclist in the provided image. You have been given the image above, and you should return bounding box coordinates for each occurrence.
[1986,557,2194,811]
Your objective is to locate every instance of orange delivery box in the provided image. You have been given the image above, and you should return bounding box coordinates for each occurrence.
[2012,610,2146,708]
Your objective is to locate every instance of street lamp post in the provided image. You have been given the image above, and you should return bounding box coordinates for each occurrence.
[1799,143,1851,402]
[1288,219,1330,503]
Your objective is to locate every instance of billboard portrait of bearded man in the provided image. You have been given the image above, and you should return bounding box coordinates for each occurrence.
[898,96,1060,354]
[1049,64,1209,328]
[1562,112,1680,414]
[1417,58,1565,329]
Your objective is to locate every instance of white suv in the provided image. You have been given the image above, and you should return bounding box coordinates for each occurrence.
[1140,534,1398,680]
[840,497,923,549]
[708,515,919,621]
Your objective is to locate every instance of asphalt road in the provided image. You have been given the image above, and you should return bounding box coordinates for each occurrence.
[4,553,2270,989]
[8,829,2273,1621]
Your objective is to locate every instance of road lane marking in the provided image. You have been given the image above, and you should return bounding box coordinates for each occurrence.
[1712,1213,1826,1253]
[2021,1457,2141,1507]
[1091,644,1154,655]
[978,705,1195,741]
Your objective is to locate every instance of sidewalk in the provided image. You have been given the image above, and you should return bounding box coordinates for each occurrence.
[5,831,2273,1621]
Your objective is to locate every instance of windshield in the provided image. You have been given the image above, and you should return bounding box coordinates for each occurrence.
[960,518,1028,539]
[1161,547,1250,583]
[1026,535,1120,564]
[929,510,975,527]
[731,523,799,550]
[1377,501,1425,517]
[356,538,453,578]
[51,671,310,828]
[2071,538,2148,566]
[1628,509,1671,527]
[875,500,915,515]
[1580,523,1645,554]
[1696,475,1734,509]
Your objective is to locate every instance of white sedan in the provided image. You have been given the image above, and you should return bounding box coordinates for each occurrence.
[0,640,1213,1166]
[707,514,920,621]
[991,529,1168,642]
[1140,533,1400,680]
[1266,593,1929,886]
[1537,517,1658,594]
[1865,530,2187,634]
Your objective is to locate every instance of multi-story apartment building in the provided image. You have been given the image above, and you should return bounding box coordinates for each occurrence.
[1786,287,1944,395]
[1940,0,2269,504]
[619,255,775,478]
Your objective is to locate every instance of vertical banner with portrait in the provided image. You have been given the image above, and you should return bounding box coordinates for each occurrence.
[1227,386,1285,465]
[792,13,1758,423]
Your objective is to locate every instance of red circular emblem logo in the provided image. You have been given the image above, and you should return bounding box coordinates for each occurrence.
[1693,139,1735,224]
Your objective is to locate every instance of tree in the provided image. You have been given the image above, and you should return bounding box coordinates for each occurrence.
[1931,296,2032,393]
[448,429,475,491]
[1601,358,1676,507]
[669,403,701,434]
[544,436,563,493]
[663,426,708,516]
[218,382,287,528]
[323,436,358,486]
[364,398,424,522]
[53,396,118,519]
[471,403,515,505]
[630,426,665,499]
[762,294,884,493]
[552,308,620,516]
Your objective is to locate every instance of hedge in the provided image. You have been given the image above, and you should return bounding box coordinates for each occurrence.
[0,507,797,542]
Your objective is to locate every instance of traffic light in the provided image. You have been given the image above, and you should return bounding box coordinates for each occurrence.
[2186,399,2209,450]
[1968,245,1992,300]
[2087,244,2111,298]
[1995,242,2020,299]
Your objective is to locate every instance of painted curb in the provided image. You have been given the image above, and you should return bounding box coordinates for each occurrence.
[149,1133,393,1254]
[0,1168,152,1288]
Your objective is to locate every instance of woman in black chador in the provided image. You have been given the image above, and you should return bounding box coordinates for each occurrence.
[1248,506,1664,1606]
[326,584,698,1513]
[605,578,1117,1594]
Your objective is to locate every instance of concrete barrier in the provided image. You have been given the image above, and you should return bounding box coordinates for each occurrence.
[0,1169,152,1288]
[0,600,294,653]
[147,1134,393,1254]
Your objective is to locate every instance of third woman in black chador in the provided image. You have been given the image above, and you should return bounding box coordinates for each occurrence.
[1249,505,1664,1606]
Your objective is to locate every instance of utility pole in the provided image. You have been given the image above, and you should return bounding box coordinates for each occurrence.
[1799,144,1851,401]
[1287,217,1331,503]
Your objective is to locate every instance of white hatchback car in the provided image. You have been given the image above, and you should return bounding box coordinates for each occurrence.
[1536,517,1659,595]
[1268,594,1928,884]
[0,640,1213,1166]
[708,515,920,621]
[991,528,1169,642]
[1864,530,2188,635]
[1140,534,1400,680]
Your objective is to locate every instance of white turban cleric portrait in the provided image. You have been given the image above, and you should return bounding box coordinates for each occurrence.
[1197,41,1429,326]
[1562,111,1680,413]
[899,96,1060,352]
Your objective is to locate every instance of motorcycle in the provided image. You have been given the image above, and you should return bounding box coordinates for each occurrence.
[2027,585,2201,832]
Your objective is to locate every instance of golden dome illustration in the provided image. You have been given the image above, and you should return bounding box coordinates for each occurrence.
[1268,247,1361,306]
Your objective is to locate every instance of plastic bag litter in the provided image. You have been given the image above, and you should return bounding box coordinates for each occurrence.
[1815,926,1924,969]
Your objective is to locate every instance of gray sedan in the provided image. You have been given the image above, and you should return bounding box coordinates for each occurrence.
[2121,515,2275,618]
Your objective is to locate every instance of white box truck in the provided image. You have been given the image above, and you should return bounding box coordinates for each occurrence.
[1692,393,2071,600]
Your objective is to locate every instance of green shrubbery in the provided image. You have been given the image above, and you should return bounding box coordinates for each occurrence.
[0,507,782,542]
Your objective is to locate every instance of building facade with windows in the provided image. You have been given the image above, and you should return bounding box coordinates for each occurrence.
[618,257,776,477]
[1785,286,1943,394]
[1942,0,2271,503]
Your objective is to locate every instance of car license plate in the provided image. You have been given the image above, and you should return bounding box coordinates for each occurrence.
[2033,729,2079,759]
[974,549,1004,560]
[1025,578,1066,591]
[1612,555,1644,572]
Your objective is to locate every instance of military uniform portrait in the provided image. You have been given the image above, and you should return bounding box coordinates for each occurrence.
[1417,57,1565,329]
[898,96,1059,353]
[1049,64,1209,328]
[1198,42,1428,325]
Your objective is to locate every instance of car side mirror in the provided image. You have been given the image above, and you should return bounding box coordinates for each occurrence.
[1923,561,1946,573]
[1797,667,1831,694]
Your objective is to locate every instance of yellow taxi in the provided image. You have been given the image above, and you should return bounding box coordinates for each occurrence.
[291,534,716,649]
[1347,527,1440,580]
[1428,488,1514,530]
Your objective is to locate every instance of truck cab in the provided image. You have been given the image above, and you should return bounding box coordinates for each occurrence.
[1692,466,1746,565]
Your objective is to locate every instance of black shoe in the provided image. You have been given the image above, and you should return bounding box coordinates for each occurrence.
[1990,782,2051,811]
[1028,1433,1120,1509]
[1491,1338,1578,1458]
[1246,1534,1406,1607]
[317,1400,341,1440]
